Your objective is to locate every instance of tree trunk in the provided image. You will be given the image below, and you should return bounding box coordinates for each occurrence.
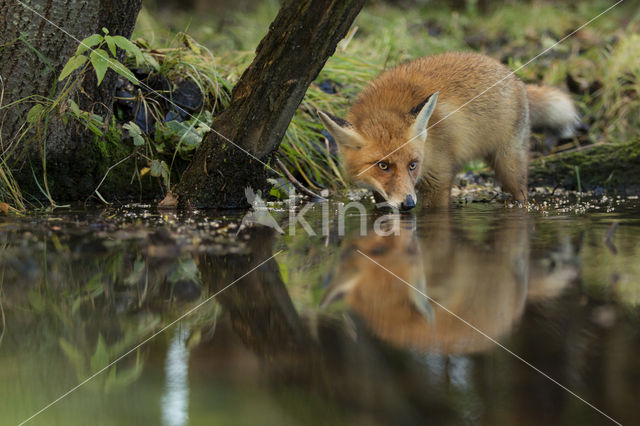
[175,0,365,209]
[0,0,142,201]
[528,140,640,194]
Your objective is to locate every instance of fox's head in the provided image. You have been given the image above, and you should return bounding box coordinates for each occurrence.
[319,92,438,210]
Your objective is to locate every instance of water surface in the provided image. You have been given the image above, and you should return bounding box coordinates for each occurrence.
[1,198,639,425]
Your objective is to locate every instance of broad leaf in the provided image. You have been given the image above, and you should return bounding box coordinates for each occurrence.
[85,272,105,298]
[68,99,81,116]
[124,258,145,286]
[123,121,145,146]
[110,359,142,388]
[150,159,164,177]
[112,35,144,64]
[58,54,88,81]
[89,49,110,85]
[107,57,139,85]
[150,159,170,187]
[104,366,118,393]
[166,120,203,148]
[76,34,103,55]
[104,35,117,57]
[26,104,44,124]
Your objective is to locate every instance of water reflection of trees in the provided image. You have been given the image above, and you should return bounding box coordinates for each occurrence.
[198,228,458,424]
[1,211,639,425]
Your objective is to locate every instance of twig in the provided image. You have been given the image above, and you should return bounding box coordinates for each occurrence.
[275,157,326,201]
[85,154,134,205]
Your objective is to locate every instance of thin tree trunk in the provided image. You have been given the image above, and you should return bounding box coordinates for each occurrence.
[176,0,365,209]
[0,0,142,201]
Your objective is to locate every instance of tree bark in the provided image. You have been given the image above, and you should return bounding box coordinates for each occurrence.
[0,0,142,201]
[175,0,365,209]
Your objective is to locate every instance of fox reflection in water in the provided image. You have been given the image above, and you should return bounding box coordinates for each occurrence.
[321,213,578,354]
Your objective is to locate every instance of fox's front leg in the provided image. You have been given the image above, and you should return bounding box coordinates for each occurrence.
[417,172,452,208]
[424,185,452,208]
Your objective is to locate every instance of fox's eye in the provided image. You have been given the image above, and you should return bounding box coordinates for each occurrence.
[377,161,389,171]
[409,162,417,171]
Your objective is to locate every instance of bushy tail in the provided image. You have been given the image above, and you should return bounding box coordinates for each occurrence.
[526,85,583,138]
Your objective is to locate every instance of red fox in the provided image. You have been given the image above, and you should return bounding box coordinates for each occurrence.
[319,52,581,210]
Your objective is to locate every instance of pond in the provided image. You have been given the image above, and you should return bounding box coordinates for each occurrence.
[1,196,639,425]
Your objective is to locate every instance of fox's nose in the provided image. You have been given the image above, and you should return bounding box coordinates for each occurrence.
[400,194,416,210]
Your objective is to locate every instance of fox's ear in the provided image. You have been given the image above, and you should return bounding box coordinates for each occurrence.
[319,273,360,308]
[318,111,364,150]
[410,92,439,143]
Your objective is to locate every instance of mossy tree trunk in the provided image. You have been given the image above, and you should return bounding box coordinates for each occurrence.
[176,0,365,209]
[0,0,142,202]
[529,140,640,194]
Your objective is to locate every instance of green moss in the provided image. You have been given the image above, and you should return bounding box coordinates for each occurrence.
[529,139,640,192]
[89,128,158,201]
[94,136,110,158]
[105,117,123,146]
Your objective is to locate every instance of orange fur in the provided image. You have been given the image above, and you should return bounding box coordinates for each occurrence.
[321,215,577,354]
[320,52,580,208]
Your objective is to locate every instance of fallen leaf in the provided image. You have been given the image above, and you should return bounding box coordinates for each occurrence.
[158,192,178,209]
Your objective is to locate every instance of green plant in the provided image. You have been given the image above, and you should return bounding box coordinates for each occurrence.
[33,29,229,199]
[58,28,143,86]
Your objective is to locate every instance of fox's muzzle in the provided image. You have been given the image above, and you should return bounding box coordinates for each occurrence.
[373,191,417,211]
[400,194,416,211]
